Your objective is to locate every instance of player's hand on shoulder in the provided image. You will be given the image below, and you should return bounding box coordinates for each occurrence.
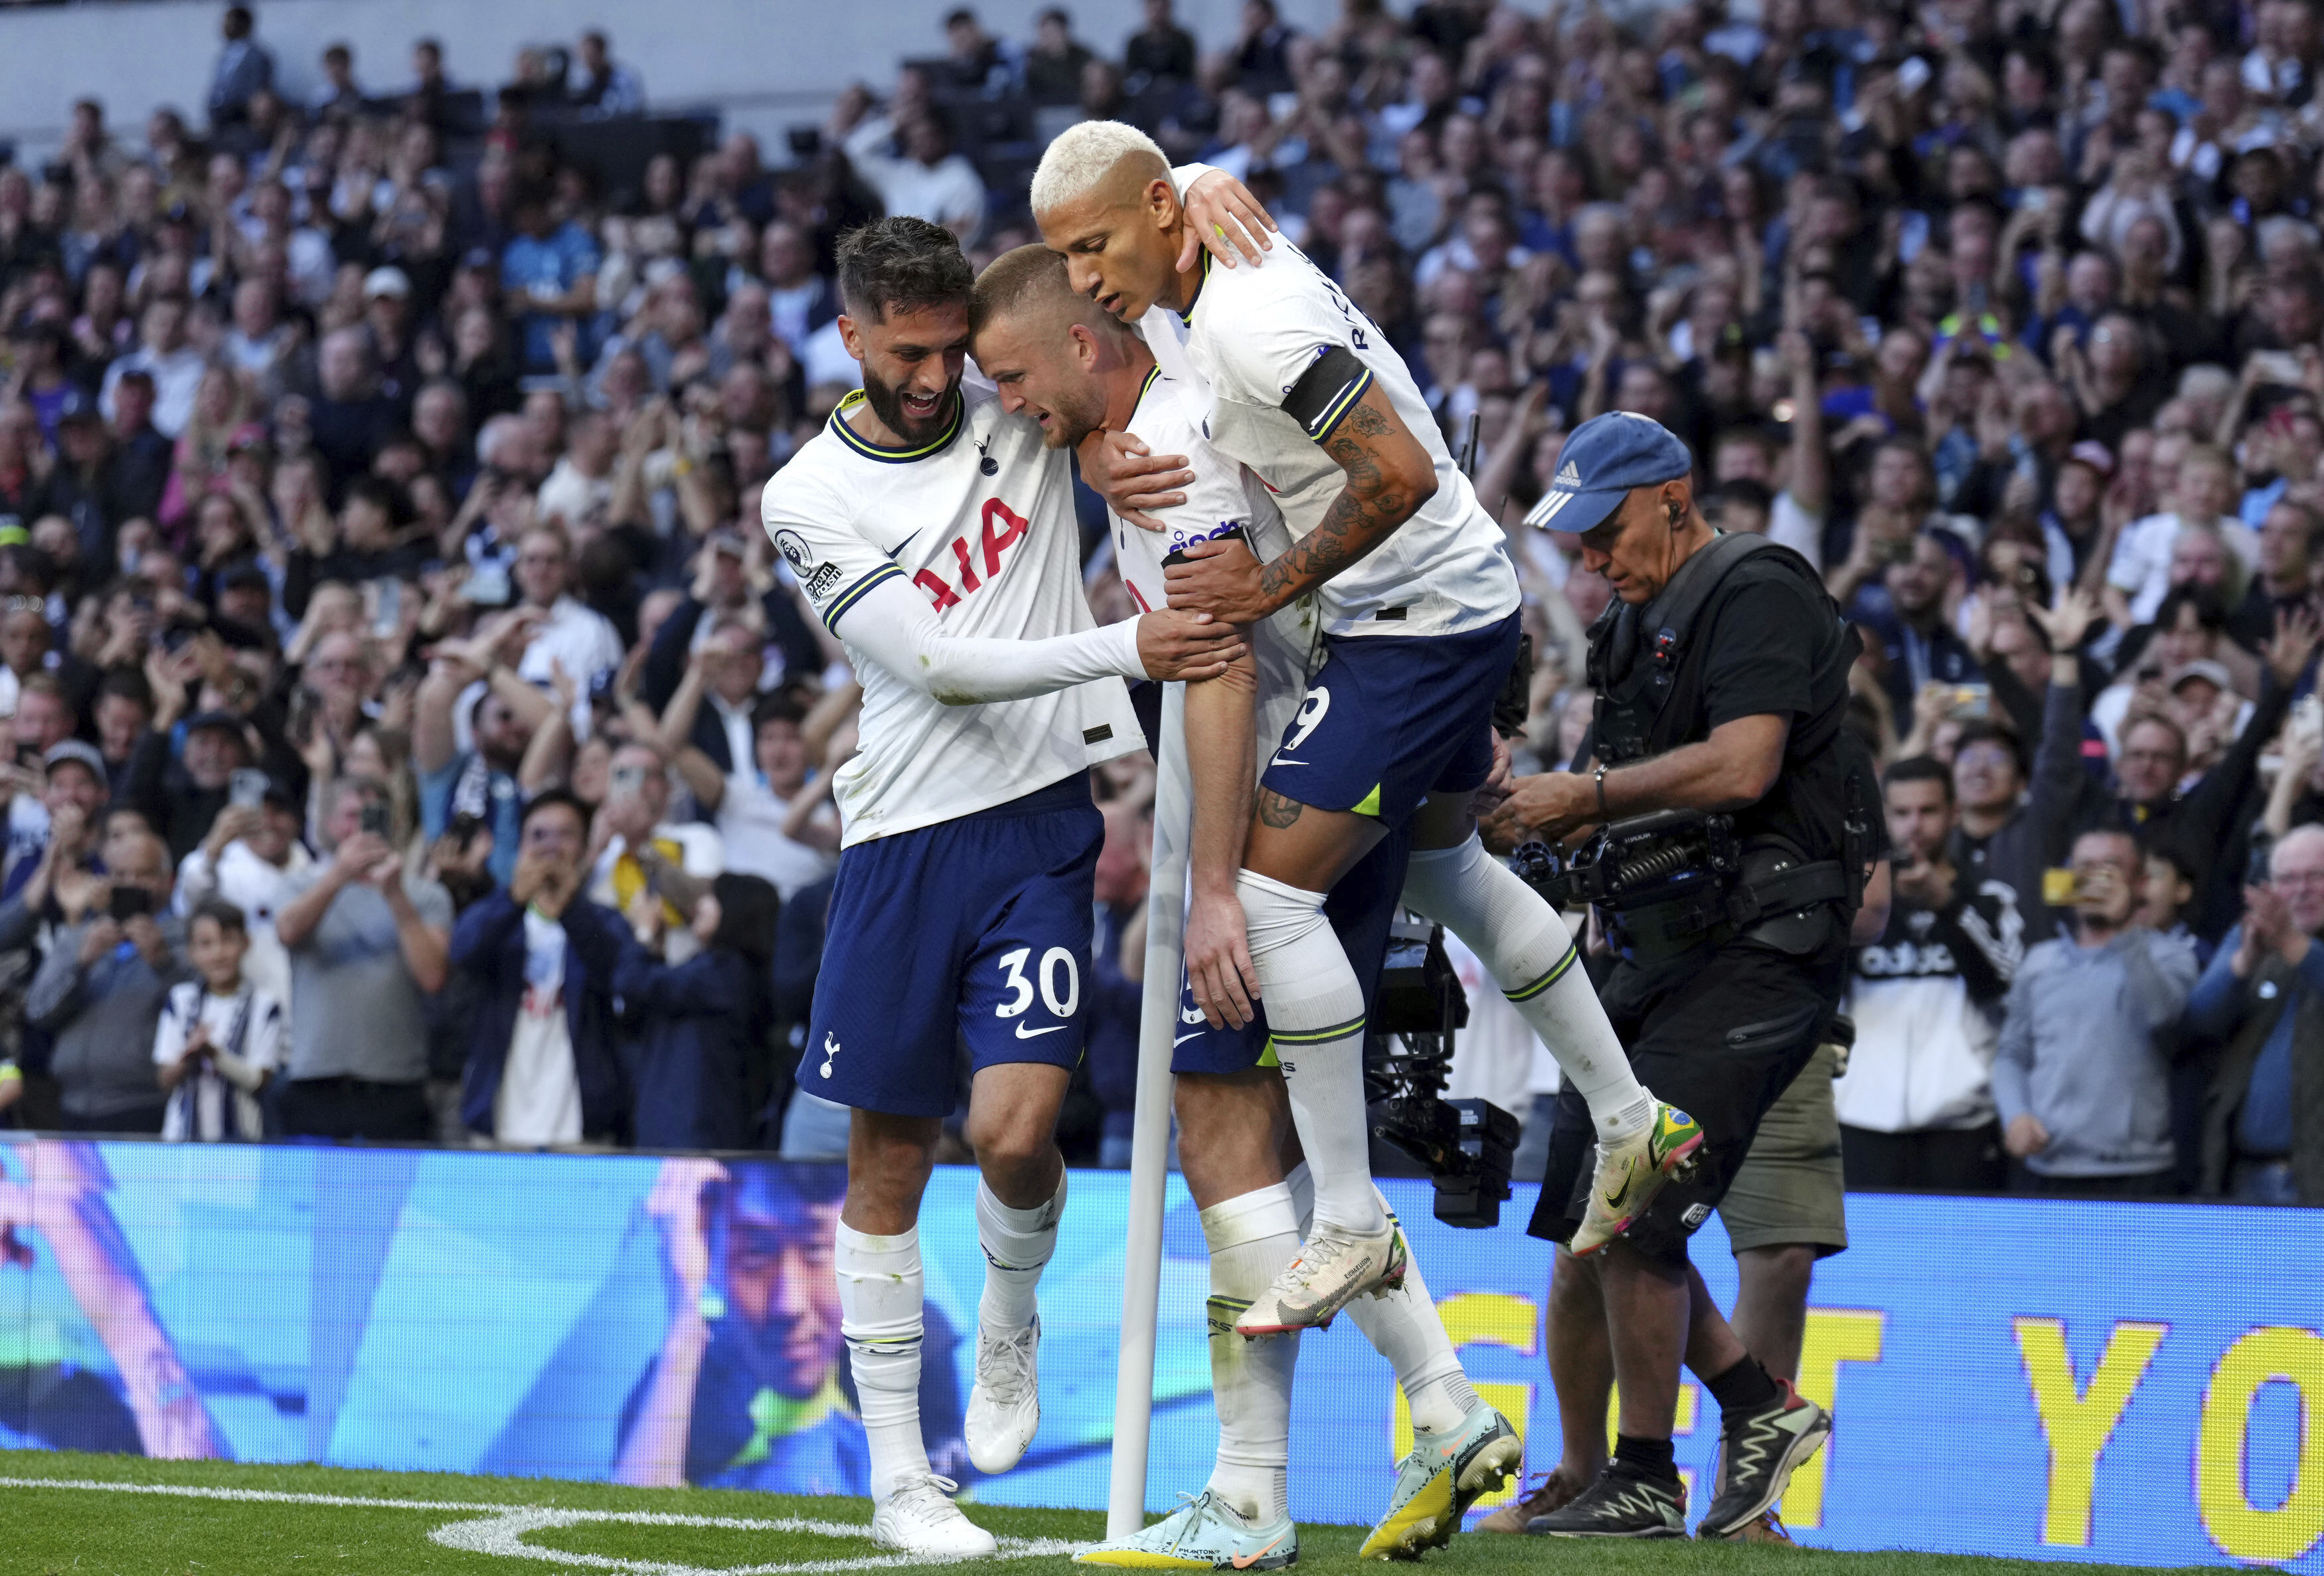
[1078,428,1193,530]
[1162,533,1272,624]
[1181,169,1279,273]
[1134,608,1245,681]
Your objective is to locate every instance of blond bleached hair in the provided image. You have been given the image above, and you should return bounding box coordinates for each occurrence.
[1029,120,1170,216]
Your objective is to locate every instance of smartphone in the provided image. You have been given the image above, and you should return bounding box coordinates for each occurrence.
[460,561,513,606]
[108,885,152,921]
[369,576,404,638]
[609,763,651,798]
[1946,683,1992,720]
[360,800,390,837]
[228,768,269,810]
[2042,867,2078,907]
[13,743,40,770]
[448,810,482,850]
[2291,692,2323,750]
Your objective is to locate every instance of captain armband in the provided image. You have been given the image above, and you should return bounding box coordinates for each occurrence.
[1280,345,1374,444]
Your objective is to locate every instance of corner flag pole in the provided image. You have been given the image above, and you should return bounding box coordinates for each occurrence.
[1109,682,1190,1538]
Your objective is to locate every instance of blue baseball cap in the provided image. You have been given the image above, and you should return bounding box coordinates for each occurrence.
[1524,410,1693,534]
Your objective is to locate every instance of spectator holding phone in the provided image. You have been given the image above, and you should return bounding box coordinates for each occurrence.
[122,703,270,864]
[173,773,311,1030]
[155,899,285,1142]
[586,743,721,962]
[1837,757,2023,1191]
[659,656,838,900]
[450,788,631,1146]
[1993,828,2199,1195]
[25,830,187,1134]
[1946,590,2126,936]
[568,871,780,1150]
[509,523,623,727]
[2096,607,2319,939]
[271,776,452,1142]
[416,609,558,889]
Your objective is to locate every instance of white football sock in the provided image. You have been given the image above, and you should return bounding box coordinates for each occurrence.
[1200,1182,1301,1523]
[1237,868,1383,1236]
[837,1223,930,1502]
[1285,1164,1479,1435]
[1403,835,1651,1141]
[976,1171,1065,1333]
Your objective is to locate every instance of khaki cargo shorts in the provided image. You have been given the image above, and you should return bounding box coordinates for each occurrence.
[1717,1039,1848,1257]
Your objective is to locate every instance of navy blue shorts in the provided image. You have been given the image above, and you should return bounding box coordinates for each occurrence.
[805,775,1101,1118]
[1171,823,1413,1075]
[1258,612,1522,829]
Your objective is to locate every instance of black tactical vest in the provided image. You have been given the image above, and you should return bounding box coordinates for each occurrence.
[1586,533,1848,768]
[1580,532,1873,956]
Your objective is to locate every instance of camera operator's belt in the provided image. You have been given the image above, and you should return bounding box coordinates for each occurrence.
[1611,857,1849,962]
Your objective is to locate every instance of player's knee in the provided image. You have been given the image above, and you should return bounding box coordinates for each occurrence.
[1399,833,1483,917]
[1738,1243,1815,1304]
[1550,1245,1602,1298]
[1173,1069,1286,1132]
[963,1107,1055,1182]
[1234,867,1328,959]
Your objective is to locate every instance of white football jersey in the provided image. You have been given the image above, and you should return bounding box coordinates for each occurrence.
[1134,233,1521,641]
[764,384,1139,847]
[1108,366,1320,761]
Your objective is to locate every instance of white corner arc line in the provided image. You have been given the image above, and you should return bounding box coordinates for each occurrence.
[1,1478,1078,1575]
[0,1476,517,1512]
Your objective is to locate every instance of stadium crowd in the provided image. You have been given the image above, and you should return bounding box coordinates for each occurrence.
[0,0,2314,1204]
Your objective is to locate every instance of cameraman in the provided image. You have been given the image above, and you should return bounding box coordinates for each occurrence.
[1488,412,1861,1539]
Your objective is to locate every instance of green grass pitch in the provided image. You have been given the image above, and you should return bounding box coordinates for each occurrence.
[0,1448,2226,1576]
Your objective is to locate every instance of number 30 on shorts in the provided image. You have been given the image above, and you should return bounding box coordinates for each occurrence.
[995,946,1080,1021]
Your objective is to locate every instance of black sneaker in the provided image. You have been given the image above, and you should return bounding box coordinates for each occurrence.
[1523,1464,1686,1539]
[1697,1378,1831,1539]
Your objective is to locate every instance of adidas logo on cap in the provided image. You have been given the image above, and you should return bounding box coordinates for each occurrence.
[1556,462,1581,485]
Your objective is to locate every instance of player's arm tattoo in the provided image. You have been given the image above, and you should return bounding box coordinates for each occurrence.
[1257,401,1414,609]
[1257,787,1305,828]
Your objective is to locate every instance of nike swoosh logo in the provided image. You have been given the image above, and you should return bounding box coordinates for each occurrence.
[1015,1023,1068,1039]
[1173,1031,1203,1046]
[885,529,922,559]
[1231,1534,1286,1568]
[1602,1162,1639,1211]
[1269,757,1305,767]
